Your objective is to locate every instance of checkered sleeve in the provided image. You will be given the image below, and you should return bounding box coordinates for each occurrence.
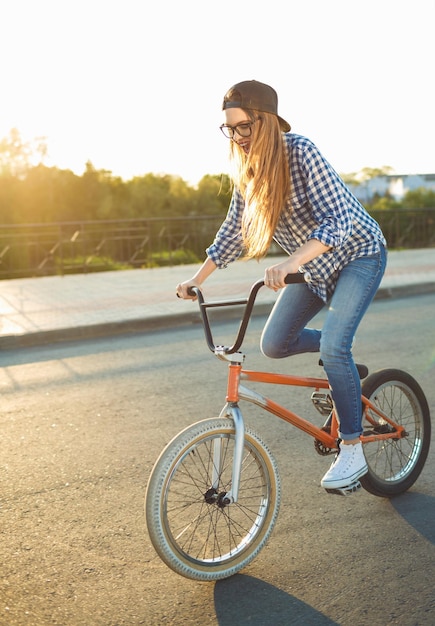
[206,188,245,268]
[296,138,354,249]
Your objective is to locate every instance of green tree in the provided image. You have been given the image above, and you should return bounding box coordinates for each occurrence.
[20,165,82,223]
[371,194,402,210]
[341,165,395,188]
[340,172,360,186]
[0,128,47,177]
[124,173,192,218]
[194,174,231,215]
[402,188,435,209]
[359,166,395,181]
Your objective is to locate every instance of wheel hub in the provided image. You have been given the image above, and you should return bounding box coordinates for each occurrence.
[204,487,231,508]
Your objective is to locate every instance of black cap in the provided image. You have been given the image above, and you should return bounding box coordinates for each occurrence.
[222,80,291,132]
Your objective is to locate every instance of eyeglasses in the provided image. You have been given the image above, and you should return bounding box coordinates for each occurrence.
[219,119,260,139]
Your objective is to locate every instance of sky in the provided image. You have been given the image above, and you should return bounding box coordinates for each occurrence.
[1,0,434,185]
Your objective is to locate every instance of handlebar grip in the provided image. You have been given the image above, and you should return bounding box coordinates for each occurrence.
[284,272,310,284]
[176,286,199,298]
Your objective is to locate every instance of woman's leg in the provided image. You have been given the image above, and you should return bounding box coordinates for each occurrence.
[321,246,387,491]
[320,245,387,441]
[260,283,324,359]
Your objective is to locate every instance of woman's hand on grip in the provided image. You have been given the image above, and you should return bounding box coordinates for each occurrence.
[264,257,300,291]
[176,280,200,300]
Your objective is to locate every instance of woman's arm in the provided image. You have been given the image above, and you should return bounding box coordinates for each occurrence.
[176,257,218,300]
[264,239,331,290]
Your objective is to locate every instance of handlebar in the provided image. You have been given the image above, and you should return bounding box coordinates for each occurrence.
[188,272,308,355]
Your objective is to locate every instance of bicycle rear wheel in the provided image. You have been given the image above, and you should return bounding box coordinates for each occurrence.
[361,369,431,497]
[145,418,280,581]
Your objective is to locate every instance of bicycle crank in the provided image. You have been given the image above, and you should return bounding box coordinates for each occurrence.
[314,424,336,456]
[314,439,336,455]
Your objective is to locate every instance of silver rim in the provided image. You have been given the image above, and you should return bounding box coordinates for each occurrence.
[363,381,424,482]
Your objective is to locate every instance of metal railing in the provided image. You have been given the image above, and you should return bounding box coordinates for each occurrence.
[0,210,433,280]
[0,216,224,279]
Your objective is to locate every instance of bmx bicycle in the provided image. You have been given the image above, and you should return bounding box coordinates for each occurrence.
[146,274,431,581]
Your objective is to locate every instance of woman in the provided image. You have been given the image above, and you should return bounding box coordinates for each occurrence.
[176,80,387,492]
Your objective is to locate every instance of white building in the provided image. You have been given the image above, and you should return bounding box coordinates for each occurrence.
[349,173,435,203]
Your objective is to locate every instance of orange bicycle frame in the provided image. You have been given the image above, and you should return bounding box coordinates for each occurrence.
[225,362,406,447]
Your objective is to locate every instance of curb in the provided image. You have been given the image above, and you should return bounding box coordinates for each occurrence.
[1,282,435,350]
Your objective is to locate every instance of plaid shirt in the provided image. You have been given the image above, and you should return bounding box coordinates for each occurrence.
[206,133,386,302]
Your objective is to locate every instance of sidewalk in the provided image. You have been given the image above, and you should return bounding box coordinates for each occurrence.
[0,248,434,349]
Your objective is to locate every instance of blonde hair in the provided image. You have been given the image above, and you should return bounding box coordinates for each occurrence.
[228,111,291,259]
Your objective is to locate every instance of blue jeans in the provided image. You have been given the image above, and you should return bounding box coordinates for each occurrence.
[260,246,387,440]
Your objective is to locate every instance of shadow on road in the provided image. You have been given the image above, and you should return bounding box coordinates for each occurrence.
[390,491,435,544]
[214,574,338,626]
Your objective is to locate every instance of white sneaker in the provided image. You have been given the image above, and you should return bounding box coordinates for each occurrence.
[321,442,368,489]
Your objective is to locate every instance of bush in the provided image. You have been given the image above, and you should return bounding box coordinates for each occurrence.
[146,248,200,268]
[55,255,131,275]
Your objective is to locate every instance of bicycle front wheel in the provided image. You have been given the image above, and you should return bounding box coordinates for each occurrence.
[145,418,280,581]
[361,369,431,497]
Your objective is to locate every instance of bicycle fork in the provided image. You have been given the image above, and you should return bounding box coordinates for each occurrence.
[210,358,246,505]
[213,402,245,505]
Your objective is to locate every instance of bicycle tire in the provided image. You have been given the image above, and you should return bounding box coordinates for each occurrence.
[145,418,280,581]
[360,369,431,497]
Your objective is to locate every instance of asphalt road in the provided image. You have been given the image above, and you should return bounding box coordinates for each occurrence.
[1,293,434,626]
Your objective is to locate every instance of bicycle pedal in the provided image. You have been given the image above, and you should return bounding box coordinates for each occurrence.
[325,480,362,496]
[311,391,333,416]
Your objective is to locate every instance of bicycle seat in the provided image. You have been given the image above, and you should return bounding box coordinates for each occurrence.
[318,359,368,379]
